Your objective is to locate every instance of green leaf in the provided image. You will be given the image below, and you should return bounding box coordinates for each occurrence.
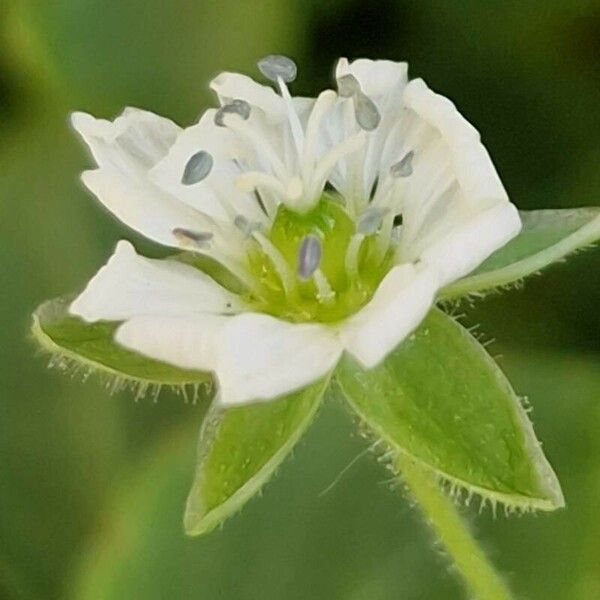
[184,377,330,536]
[32,296,210,387]
[442,208,600,298]
[335,308,564,511]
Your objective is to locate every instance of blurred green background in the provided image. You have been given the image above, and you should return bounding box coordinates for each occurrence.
[1,1,599,598]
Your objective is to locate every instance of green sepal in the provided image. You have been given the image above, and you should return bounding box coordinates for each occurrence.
[442,207,600,298]
[184,376,330,536]
[335,308,564,511]
[32,296,211,387]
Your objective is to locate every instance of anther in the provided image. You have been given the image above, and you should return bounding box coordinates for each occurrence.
[172,228,214,246]
[234,215,250,232]
[181,150,213,185]
[336,74,360,98]
[353,92,381,131]
[390,151,414,178]
[257,55,297,83]
[357,208,389,235]
[214,99,251,127]
[233,215,260,237]
[297,236,322,281]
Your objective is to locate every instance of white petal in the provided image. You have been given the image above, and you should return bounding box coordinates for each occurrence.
[418,202,521,286]
[70,240,242,322]
[149,110,266,223]
[340,264,438,369]
[115,312,343,406]
[403,79,506,208]
[71,108,180,177]
[116,314,226,372]
[72,109,219,249]
[215,314,342,405]
[80,168,218,249]
[328,59,409,200]
[210,72,285,122]
[396,78,522,285]
[336,58,408,100]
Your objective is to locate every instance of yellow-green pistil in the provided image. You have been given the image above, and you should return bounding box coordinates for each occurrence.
[248,196,393,323]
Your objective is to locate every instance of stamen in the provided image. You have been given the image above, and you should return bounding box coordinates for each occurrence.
[336,74,360,98]
[353,92,381,131]
[257,55,305,157]
[297,236,322,281]
[373,211,396,264]
[356,207,389,236]
[181,150,213,185]
[233,215,260,238]
[390,151,414,178]
[311,132,366,197]
[236,171,287,197]
[172,224,261,295]
[276,75,304,156]
[214,253,264,298]
[302,90,337,181]
[285,177,303,202]
[222,116,288,180]
[370,165,408,214]
[240,181,282,219]
[313,269,335,303]
[252,231,297,296]
[257,55,297,83]
[234,215,250,232]
[172,227,214,246]
[344,234,365,279]
[214,99,251,127]
[340,101,364,216]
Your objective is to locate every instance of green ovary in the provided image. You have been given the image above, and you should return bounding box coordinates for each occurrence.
[247,195,393,323]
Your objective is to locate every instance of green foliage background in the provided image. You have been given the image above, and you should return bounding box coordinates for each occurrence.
[0,1,598,598]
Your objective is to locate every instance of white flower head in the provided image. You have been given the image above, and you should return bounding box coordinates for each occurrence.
[69,56,521,406]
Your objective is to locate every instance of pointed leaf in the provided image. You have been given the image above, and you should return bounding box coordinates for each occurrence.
[336,308,564,511]
[443,208,600,298]
[184,377,330,536]
[32,296,210,386]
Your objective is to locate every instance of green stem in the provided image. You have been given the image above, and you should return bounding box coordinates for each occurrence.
[398,454,514,600]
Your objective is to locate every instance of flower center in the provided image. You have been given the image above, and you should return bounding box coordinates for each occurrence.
[175,56,419,321]
[246,195,394,323]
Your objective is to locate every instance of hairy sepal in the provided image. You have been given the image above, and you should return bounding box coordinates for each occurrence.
[442,207,600,299]
[184,376,331,536]
[32,297,212,396]
[335,308,564,513]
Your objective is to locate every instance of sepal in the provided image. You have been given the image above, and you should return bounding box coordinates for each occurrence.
[336,308,564,512]
[184,376,330,536]
[443,208,600,298]
[32,297,211,393]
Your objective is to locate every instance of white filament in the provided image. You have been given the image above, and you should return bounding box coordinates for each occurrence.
[251,231,297,296]
[344,233,365,279]
[312,133,366,199]
[236,171,288,198]
[313,269,335,303]
[223,114,289,181]
[302,90,337,183]
[277,76,305,156]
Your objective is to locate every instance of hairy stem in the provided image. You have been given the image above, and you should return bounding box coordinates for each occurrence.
[398,454,514,600]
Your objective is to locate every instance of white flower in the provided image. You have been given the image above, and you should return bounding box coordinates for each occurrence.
[69,56,521,406]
